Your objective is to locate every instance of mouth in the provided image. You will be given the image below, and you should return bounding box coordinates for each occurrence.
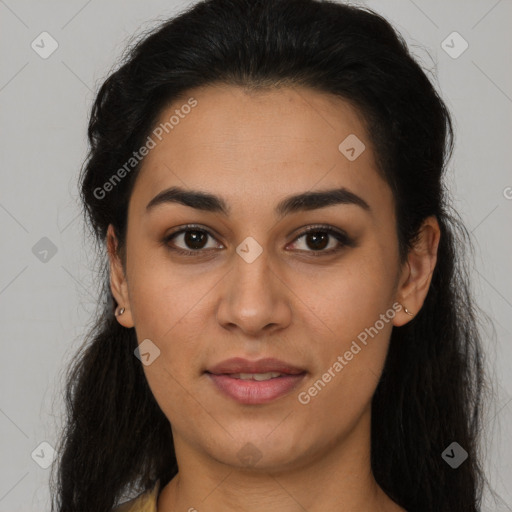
[217,371,291,381]
[205,357,307,404]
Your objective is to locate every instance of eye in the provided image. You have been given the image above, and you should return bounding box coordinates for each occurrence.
[287,225,353,256]
[163,224,222,256]
[163,224,354,257]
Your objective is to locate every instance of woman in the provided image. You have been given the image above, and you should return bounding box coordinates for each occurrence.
[50,0,487,510]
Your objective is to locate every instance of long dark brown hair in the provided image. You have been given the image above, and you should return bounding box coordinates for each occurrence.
[51,1,491,510]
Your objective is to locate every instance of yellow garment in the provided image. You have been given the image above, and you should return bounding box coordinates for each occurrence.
[114,480,161,512]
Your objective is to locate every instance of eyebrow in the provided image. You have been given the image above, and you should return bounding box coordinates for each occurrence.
[145,185,371,218]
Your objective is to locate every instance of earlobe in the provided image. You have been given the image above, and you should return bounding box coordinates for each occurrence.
[106,224,135,328]
[393,216,441,327]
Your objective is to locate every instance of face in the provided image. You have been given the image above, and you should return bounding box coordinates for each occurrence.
[109,84,424,472]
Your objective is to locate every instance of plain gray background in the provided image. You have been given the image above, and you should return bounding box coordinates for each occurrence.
[0,0,511,510]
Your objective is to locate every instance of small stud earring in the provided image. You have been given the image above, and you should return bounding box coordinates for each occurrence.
[116,307,125,316]
[401,304,413,316]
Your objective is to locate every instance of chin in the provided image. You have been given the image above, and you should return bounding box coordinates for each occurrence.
[206,430,308,471]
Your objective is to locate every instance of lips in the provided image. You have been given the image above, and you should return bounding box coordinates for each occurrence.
[206,357,305,376]
[205,357,307,405]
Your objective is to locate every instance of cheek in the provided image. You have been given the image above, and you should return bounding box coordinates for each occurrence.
[295,244,397,410]
[126,238,184,318]
[297,246,396,340]
[126,252,214,423]
[126,245,215,365]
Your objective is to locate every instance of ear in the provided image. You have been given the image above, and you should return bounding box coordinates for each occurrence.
[393,216,441,327]
[107,224,134,328]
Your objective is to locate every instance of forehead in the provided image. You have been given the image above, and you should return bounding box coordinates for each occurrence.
[130,84,390,215]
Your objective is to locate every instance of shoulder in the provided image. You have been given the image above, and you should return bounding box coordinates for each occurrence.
[112,480,161,512]
[113,496,139,512]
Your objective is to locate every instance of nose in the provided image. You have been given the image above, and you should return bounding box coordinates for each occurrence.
[215,244,292,337]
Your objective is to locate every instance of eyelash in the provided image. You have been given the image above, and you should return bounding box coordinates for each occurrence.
[163,224,354,258]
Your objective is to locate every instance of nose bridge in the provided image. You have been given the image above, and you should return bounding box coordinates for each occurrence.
[216,233,291,334]
[233,237,275,310]
[235,236,271,296]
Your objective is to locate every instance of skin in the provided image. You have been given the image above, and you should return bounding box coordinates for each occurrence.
[107,83,440,512]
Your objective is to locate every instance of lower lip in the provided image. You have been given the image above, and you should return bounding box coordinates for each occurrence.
[206,372,306,405]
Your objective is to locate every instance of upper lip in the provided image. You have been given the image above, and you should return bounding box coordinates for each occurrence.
[206,357,306,375]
